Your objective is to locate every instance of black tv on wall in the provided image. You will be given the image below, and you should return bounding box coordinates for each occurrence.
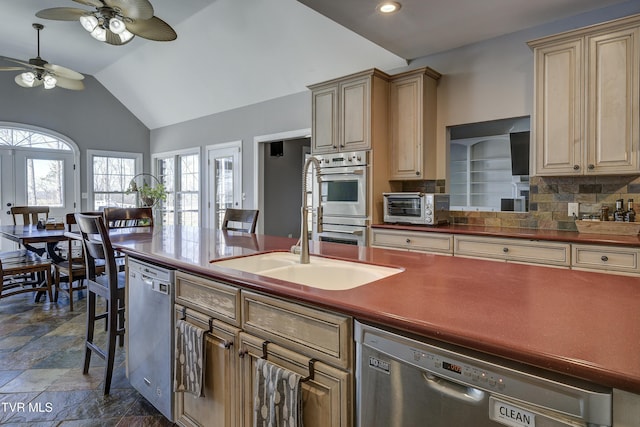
[509,131,530,176]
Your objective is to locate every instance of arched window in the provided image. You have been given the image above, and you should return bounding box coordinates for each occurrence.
[0,128,73,151]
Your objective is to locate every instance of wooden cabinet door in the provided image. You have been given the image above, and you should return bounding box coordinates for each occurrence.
[533,38,584,176]
[340,76,371,151]
[586,26,640,174]
[311,84,339,154]
[238,332,352,427]
[174,306,240,427]
[389,75,422,179]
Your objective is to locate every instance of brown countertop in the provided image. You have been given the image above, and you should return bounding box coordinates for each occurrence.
[373,223,640,246]
[112,225,640,394]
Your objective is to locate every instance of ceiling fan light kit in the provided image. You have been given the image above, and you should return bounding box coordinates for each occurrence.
[36,0,177,46]
[0,23,84,91]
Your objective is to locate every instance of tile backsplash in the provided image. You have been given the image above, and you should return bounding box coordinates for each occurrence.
[401,176,640,231]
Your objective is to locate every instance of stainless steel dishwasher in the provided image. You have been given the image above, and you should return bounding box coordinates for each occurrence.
[127,257,175,422]
[355,321,612,427]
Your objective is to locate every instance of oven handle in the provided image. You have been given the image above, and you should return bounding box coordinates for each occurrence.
[422,373,485,405]
[321,228,364,236]
[319,169,365,177]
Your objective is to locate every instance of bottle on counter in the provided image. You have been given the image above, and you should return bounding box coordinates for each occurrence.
[625,199,635,222]
[614,199,626,222]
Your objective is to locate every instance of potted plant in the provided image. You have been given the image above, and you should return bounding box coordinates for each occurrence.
[127,174,167,207]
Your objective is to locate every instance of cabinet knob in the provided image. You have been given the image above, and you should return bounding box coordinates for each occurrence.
[415,171,420,176]
[406,238,411,244]
[601,255,608,262]
[238,350,248,358]
[588,164,595,170]
[503,247,509,253]
[573,165,580,170]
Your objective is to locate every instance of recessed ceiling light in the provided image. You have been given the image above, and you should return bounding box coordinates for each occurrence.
[377,2,401,14]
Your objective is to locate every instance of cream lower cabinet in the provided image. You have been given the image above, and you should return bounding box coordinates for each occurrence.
[453,235,571,267]
[174,272,242,427]
[239,290,353,427]
[572,243,640,275]
[529,15,640,176]
[371,228,453,255]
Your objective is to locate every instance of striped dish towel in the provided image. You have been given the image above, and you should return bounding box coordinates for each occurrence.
[253,358,303,427]
[173,319,206,397]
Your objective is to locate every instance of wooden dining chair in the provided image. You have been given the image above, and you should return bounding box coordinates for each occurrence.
[0,250,53,303]
[10,206,50,225]
[75,213,126,395]
[53,212,104,311]
[221,209,259,233]
[103,207,154,229]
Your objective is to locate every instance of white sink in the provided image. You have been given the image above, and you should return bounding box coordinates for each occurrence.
[211,252,402,290]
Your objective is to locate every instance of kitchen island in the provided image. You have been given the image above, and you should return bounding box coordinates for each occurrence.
[111,225,640,421]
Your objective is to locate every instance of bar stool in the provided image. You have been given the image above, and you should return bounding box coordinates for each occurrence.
[75,213,126,395]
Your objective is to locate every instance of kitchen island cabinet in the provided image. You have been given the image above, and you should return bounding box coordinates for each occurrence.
[111,226,640,423]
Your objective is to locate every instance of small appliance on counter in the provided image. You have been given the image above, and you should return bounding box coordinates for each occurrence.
[383,192,449,225]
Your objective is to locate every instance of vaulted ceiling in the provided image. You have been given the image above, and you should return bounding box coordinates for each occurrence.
[0,0,631,130]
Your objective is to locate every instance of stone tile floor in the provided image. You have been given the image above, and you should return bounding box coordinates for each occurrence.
[0,289,175,426]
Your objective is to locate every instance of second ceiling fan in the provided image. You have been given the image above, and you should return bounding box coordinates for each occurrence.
[36,0,177,46]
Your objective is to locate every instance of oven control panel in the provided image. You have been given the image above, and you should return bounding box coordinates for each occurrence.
[315,150,368,167]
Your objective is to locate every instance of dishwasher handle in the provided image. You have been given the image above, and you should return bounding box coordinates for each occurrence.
[422,373,485,405]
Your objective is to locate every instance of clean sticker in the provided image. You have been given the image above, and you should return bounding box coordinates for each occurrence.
[490,398,535,427]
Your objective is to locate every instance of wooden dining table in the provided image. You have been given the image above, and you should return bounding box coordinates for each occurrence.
[0,224,67,260]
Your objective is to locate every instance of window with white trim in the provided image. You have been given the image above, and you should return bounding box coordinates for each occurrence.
[154,149,200,226]
[87,150,142,210]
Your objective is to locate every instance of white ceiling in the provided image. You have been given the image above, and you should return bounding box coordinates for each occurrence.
[0,0,631,130]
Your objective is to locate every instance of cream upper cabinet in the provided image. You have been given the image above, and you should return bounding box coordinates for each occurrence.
[529,15,640,176]
[309,69,389,154]
[389,67,441,180]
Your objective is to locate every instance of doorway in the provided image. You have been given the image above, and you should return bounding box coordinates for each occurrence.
[253,129,311,237]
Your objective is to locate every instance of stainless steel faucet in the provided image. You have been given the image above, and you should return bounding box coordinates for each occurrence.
[297,155,322,264]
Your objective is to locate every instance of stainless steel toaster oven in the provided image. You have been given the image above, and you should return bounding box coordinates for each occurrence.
[383,192,449,225]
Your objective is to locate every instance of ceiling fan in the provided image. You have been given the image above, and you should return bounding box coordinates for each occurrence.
[36,0,177,46]
[0,23,84,90]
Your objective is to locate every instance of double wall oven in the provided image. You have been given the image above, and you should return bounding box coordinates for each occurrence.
[312,150,369,246]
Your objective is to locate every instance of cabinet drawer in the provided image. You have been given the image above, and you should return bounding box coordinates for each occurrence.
[241,291,352,369]
[175,271,241,327]
[572,244,640,275]
[371,229,452,254]
[454,235,571,267]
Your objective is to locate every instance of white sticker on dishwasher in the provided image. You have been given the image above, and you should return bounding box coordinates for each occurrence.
[490,398,535,427]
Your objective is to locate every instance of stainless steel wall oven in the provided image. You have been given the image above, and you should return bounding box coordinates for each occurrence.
[313,150,369,246]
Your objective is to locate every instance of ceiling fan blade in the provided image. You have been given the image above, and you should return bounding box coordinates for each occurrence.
[104,0,153,20]
[3,58,36,68]
[44,63,84,80]
[54,76,85,90]
[72,0,104,7]
[14,74,43,88]
[36,7,90,21]
[126,16,177,41]
[0,66,27,72]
